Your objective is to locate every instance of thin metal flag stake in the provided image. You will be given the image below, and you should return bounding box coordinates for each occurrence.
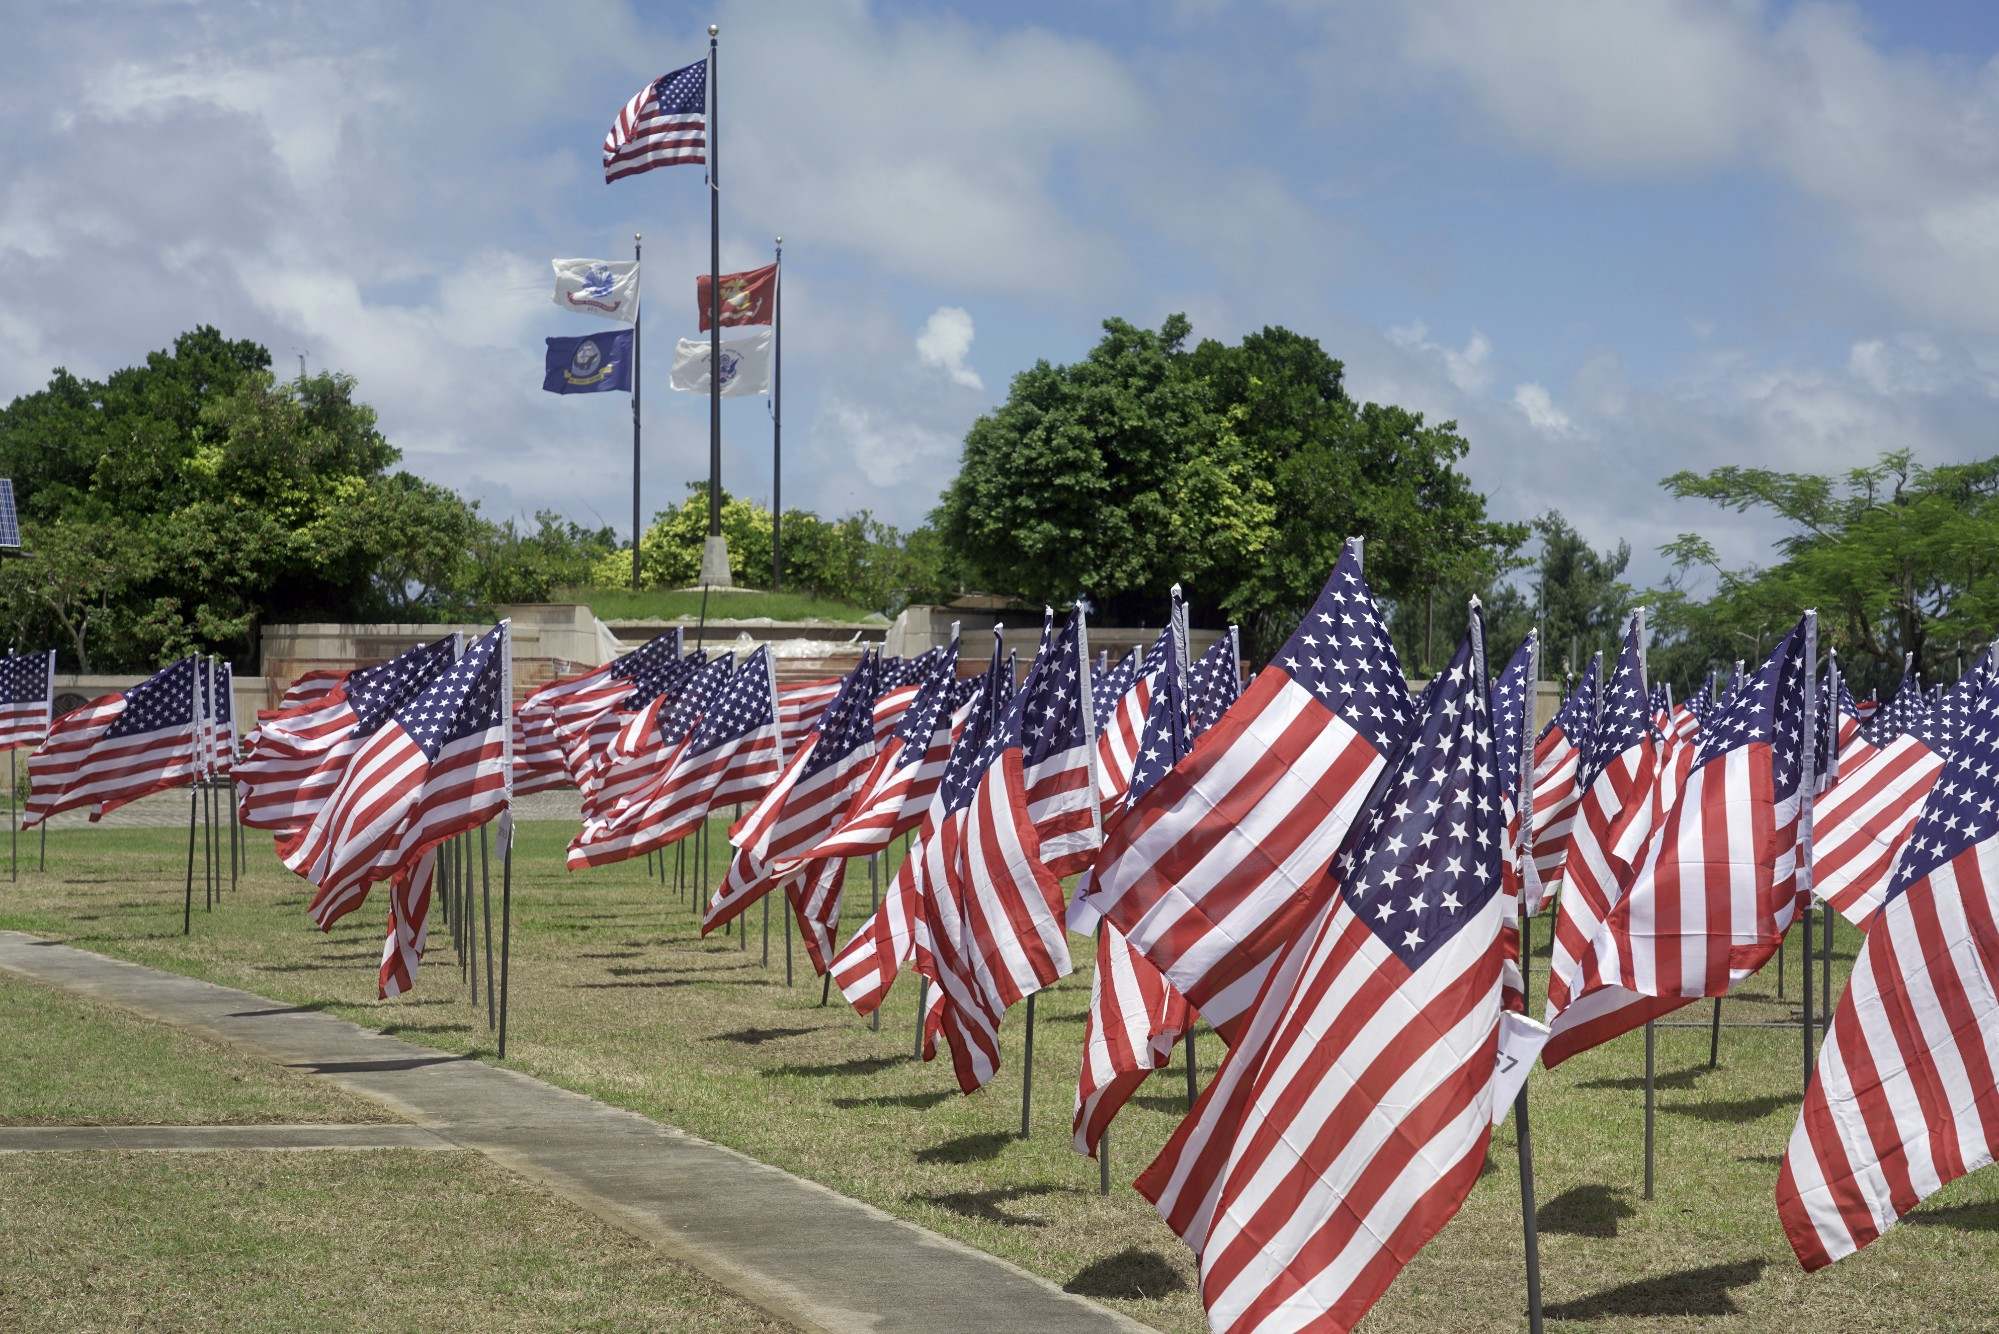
[1798,614,1820,1089]
[1019,993,1036,1139]
[482,825,496,1030]
[1516,1086,1546,1334]
[182,783,198,935]
[1643,1019,1656,1200]
[705,24,724,565]
[1709,999,1724,1069]
[497,622,517,1058]
[867,853,880,1031]
[8,750,15,881]
[783,889,793,986]
[913,977,928,1055]
[498,839,514,1057]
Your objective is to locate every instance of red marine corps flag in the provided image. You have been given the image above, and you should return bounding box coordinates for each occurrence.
[696,263,777,329]
[1140,606,1509,1333]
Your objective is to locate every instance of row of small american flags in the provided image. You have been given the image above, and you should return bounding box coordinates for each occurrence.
[38,543,1997,1330]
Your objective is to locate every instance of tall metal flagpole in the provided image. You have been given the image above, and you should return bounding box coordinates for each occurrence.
[771,236,782,591]
[704,25,725,570]
[632,232,643,593]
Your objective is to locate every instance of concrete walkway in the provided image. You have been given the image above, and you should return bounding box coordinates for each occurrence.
[0,1124,452,1152]
[0,932,1150,1334]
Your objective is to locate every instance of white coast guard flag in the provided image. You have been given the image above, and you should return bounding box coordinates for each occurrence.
[671,330,772,397]
[552,259,640,324]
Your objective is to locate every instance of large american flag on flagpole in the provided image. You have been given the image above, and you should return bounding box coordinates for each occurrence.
[24,658,200,827]
[0,650,54,751]
[282,622,512,991]
[604,58,707,183]
[1778,662,1999,1269]
[1545,614,1817,1068]
[1137,606,1507,1333]
[1082,540,1413,1037]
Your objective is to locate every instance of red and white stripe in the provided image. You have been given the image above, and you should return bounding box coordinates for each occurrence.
[1094,671,1155,816]
[871,683,919,744]
[23,693,129,827]
[829,827,928,1006]
[1777,837,1999,1268]
[1810,734,1944,928]
[911,747,1071,1093]
[274,669,347,714]
[1087,667,1391,1037]
[23,672,199,827]
[377,846,437,998]
[1137,861,1503,1331]
[603,64,706,183]
[1527,722,1587,894]
[800,701,958,863]
[777,676,841,756]
[1072,922,1190,1157]
[1544,739,1658,1030]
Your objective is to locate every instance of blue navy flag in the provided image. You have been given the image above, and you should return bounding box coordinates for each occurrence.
[543,331,634,395]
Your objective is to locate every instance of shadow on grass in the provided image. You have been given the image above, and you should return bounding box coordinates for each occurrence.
[1905,1201,1999,1232]
[228,1003,329,1018]
[1661,1093,1797,1124]
[380,1023,472,1037]
[708,1025,818,1046]
[578,951,643,960]
[914,1132,1014,1165]
[1064,1248,1189,1300]
[766,1054,910,1079]
[1538,1185,1636,1238]
[913,1183,1077,1227]
[1131,1092,1196,1116]
[1543,1259,1765,1320]
[1737,1153,1784,1167]
[832,1090,955,1111]
[1576,1065,1708,1093]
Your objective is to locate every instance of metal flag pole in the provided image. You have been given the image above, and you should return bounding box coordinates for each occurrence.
[762,895,770,968]
[913,977,928,1055]
[867,853,879,1031]
[482,824,496,1029]
[705,25,724,565]
[771,236,782,590]
[1516,1085,1546,1334]
[1799,613,1820,1088]
[497,620,517,1058]
[9,750,15,881]
[784,889,793,986]
[632,232,643,592]
[1643,1019,1656,1200]
[498,838,514,1057]
[182,784,198,935]
[1185,1027,1199,1109]
[1019,993,1037,1139]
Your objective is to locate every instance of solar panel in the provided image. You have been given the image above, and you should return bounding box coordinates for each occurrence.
[0,479,17,549]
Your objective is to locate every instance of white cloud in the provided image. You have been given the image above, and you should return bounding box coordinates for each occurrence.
[914,306,983,390]
[1512,382,1575,436]
[1388,320,1495,394]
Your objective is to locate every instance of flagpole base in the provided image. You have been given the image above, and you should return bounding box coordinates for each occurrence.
[699,536,734,587]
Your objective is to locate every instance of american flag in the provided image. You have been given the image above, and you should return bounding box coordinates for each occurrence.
[1544,616,1658,1041]
[284,623,512,997]
[803,634,961,863]
[1778,663,1999,1269]
[1545,615,1816,1067]
[1831,670,1876,766]
[1527,652,1600,894]
[1137,607,1506,1332]
[238,638,458,833]
[1187,627,1243,739]
[0,650,54,751]
[830,640,1002,1010]
[567,647,783,870]
[777,675,844,757]
[24,657,200,827]
[1094,626,1171,817]
[911,669,1072,1093]
[603,58,707,183]
[1493,631,1539,1009]
[1811,729,1943,929]
[1073,618,1192,1156]
[1021,606,1101,877]
[705,652,880,936]
[567,651,705,823]
[1864,657,1922,747]
[203,659,237,775]
[1084,540,1412,1037]
[514,630,682,794]
[1093,648,1139,729]
[273,669,348,715]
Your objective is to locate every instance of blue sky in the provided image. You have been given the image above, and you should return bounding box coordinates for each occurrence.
[6,0,1999,594]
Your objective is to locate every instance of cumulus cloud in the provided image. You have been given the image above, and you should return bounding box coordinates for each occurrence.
[1512,382,1576,437]
[915,307,983,390]
[1388,320,1495,394]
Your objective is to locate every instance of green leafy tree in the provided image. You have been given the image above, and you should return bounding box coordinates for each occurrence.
[1654,450,1999,691]
[1531,512,1633,677]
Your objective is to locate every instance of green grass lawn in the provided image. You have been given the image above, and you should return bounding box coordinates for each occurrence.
[2,822,1996,1331]
[0,968,395,1126]
[557,586,881,624]
[0,1150,787,1331]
